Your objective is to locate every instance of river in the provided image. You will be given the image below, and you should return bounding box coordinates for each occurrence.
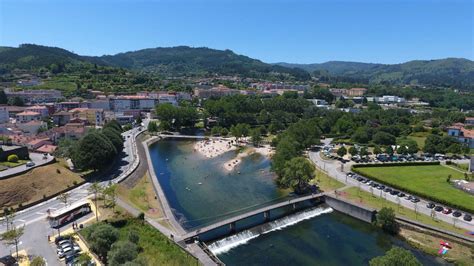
[149,139,446,265]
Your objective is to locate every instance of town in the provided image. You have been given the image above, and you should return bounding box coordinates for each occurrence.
[1,1,474,266]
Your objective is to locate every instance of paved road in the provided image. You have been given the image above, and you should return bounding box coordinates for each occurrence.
[0,125,144,264]
[308,150,474,233]
[0,153,55,179]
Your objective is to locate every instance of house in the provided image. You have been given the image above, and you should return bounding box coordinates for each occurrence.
[16,111,41,123]
[26,138,52,151]
[52,111,72,126]
[347,88,367,97]
[329,88,348,97]
[17,120,46,135]
[447,123,474,148]
[36,144,57,154]
[69,108,105,126]
[25,105,49,118]
[0,106,9,123]
[465,117,474,126]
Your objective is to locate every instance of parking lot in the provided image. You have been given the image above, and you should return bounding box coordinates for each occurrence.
[346,172,473,222]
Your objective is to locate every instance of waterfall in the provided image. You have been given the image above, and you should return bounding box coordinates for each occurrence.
[208,206,333,255]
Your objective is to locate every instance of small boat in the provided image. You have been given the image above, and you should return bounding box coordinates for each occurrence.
[237,171,241,174]
[198,182,202,185]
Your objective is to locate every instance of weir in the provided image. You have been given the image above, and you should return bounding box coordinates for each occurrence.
[177,193,326,242]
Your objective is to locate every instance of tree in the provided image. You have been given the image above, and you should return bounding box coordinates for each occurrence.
[0,90,7,104]
[107,241,139,266]
[147,121,158,132]
[0,225,25,261]
[230,123,250,142]
[104,120,123,133]
[2,208,15,231]
[397,145,408,155]
[8,96,24,106]
[351,127,370,144]
[385,145,394,155]
[373,145,382,155]
[349,146,358,156]
[369,247,421,266]
[7,154,18,163]
[359,147,369,157]
[279,157,315,193]
[88,224,119,261]
[103,183,117,210]
[337,146,347,157]
[58,192,70,206]
[30,256,46,266]
[250,128,262,147]
[102,128,124,154]
[372,131,396,146]
[88,182,103,221]
[136,115,142,125]
[76,253,92,266]
[71,131,117,170]
[376,207,399,235]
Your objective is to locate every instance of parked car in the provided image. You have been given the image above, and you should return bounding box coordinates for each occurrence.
[426,203,435,209]
[397,193,405,198]
[384,188,392,193]
[442,208,452,215]
[434,206,444,212]
[410,197,420,203]
[26,161,35,167]
[464,214,472,222]
[452,211,462,218]
[58,247,73,258]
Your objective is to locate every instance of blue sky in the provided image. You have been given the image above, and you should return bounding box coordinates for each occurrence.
[0,0,472,64]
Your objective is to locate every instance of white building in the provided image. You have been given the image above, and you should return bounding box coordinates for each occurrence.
[0,106,9,123]
[307,99,329,108]
[4,88,62,103]
[110,96,157,112]
[376,95,406,104]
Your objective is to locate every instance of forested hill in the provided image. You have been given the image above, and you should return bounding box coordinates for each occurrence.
[91,46,310,80]
[276,59,474,89]
[0,44,310,80]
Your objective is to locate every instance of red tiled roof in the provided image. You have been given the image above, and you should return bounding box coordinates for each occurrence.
[16,111,40,116]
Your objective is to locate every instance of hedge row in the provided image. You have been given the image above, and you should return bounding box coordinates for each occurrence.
[352,165,474,214]
[352,161,440,168]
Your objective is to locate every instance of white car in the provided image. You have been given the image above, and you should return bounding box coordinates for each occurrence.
[26,161,35,167]
[58,247,72,258]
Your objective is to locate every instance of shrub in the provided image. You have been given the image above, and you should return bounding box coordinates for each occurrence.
[7,154,19,163]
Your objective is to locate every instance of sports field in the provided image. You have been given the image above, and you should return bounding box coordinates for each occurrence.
[354,165,474,213]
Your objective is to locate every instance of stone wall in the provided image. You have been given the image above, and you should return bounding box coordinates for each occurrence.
[324,194,376,223]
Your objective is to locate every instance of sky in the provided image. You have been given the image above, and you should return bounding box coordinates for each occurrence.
[0,0,473,64]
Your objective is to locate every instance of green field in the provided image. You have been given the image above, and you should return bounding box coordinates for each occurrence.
[354,165,474,213]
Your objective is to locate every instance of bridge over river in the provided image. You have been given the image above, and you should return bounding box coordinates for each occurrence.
[177,192,326,242]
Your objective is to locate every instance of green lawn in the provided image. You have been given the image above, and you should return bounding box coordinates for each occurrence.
[311,170,345,192]
[81,218,197,265]
[354,165,474,213]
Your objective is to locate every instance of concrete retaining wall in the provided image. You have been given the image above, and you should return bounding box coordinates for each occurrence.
[325,195,376,223]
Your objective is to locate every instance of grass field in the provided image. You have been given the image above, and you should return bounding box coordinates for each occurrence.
[0,162,84,208]
[311,169,345,192]
[406,131,430,149]
[354,165,474,213]
[81,218,197,265]
[117,174,164,219]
